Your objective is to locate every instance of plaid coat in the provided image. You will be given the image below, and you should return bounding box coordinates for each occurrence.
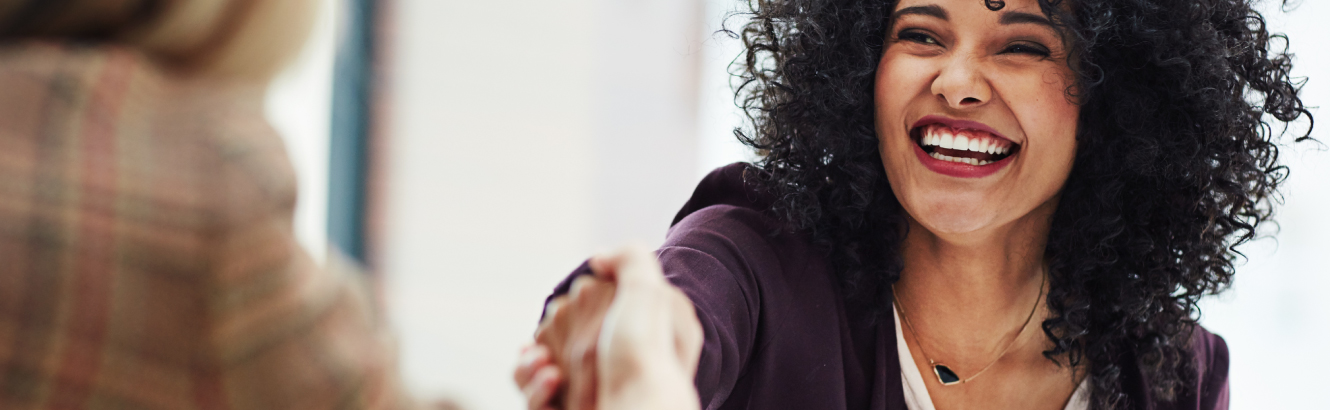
[0,42,410,409]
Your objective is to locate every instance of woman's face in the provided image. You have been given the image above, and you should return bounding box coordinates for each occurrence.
[876,0,1079,237]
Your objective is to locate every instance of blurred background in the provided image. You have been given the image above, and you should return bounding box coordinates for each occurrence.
[267,0,1328,409]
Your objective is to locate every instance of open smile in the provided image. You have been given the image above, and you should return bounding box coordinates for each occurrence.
[909,116,1021,178]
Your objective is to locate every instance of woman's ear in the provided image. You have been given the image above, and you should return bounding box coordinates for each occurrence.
[128,0,319,83]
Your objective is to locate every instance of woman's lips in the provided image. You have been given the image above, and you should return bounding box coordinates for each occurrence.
[908,116,1018,178]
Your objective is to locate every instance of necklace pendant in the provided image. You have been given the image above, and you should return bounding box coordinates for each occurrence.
[933,364,962,386]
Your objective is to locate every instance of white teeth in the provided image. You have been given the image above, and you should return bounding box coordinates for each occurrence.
[918,126,1016,167]
[919,126,1012,156]
[929,151,992,166]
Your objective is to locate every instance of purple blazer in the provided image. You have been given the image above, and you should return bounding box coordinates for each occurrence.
[547,163,1229,410]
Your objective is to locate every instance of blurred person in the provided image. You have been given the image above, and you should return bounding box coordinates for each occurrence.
[517,0,1312,409]
[0,0,415,408]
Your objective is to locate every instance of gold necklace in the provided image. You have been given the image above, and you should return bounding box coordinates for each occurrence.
[892,272,1045,386]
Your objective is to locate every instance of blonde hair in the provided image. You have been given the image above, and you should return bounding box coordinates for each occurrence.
[0,0,318,81]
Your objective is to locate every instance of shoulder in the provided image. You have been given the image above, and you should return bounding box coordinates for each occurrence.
[1190,326,1229,371]
[666,162,783,246]
[1188,326,1230,410]
[1135,325,1231,410]
[660,164,838,310]
[663,163,818,277]
[671,162,774,226]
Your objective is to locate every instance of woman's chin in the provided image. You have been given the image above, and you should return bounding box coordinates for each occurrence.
[917,217,995,237]
[906,203,1005,238]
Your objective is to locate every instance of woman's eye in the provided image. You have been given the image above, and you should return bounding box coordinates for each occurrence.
[1002,43,1051,57]
[897,30,940,46]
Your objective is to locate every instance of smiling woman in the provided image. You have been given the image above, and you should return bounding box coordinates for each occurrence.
[518,0,1312,409]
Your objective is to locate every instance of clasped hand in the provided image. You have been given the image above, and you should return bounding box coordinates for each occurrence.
[513,247,704,410]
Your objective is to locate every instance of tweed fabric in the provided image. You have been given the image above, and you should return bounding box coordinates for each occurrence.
[0,41,409,409]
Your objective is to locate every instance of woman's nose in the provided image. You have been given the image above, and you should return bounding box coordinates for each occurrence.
[930,54,992,109]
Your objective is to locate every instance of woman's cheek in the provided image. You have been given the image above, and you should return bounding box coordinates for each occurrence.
[1023,93,1080,194]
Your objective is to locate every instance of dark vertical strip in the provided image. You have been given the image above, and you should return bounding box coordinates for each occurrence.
[328,0,377,264]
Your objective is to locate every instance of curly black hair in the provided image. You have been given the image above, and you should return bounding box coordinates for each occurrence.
[731,0,1313,408]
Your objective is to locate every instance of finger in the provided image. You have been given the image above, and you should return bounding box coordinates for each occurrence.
[514,344,552,386]
[592,245,665,288]
[576,277,616,304]
[535,297,569,349]
[569,275,597,300]
[524,366,562,410]
[565,283,614,410]
[543,297,568,325]
[613,245,668,289]
[588,252,620,282]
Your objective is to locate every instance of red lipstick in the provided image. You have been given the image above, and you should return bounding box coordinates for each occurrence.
[909,116,1017,179]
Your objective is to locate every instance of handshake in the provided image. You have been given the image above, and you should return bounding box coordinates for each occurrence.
[512,247,704,410]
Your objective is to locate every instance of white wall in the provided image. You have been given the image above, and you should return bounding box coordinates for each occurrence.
[364,0,1329,409]
[381,0,708,408]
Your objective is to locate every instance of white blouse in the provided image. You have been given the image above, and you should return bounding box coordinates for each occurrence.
[894,306,1090,410]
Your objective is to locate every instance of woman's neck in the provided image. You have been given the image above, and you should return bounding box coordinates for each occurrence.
[893,198,1057,363]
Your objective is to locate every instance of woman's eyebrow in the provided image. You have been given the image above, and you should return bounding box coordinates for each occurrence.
[892,5,948,21]
[1000,11,1054,28]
